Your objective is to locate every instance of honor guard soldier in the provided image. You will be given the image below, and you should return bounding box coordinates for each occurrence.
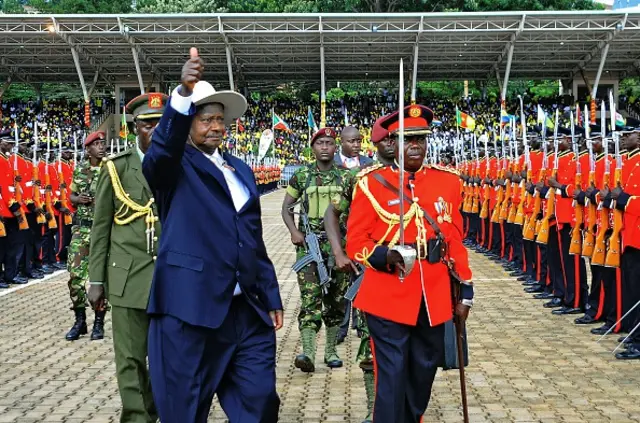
[0,129,23,287]
[282,127,354,373]
[57,142,76,263]
[610,128,640,359]
[89,93,168,422]
[324,114,396,423]
[346,105,473,422]
[65,132,107,341]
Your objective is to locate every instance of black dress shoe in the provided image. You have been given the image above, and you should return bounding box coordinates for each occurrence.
[0,281,9,288]
[517,275,530,282]
[615,346,640,360]
[590,325,612,335]
[38,265,54,275]
[26,272,44,280]
[543,298,563,308]
[552,307,583,315]
[575,314,598,325]
[509,270,525,277]
[533,292,554,299]
[618,336,633,343]
[525,285,544,293]
[53,262,67,270]
[11,277,28,284]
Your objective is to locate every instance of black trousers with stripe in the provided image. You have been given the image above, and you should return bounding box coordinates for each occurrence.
[366,302,444,423]
[621,247,640,333]
[557,224,588,309]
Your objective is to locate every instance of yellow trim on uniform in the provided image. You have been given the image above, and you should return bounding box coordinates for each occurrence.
[136,113,164,120]
[286,185,300,198]
[626,196,637,211]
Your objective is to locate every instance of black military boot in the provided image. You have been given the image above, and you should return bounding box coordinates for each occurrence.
[65,309,88,341]
[90,310,106,340]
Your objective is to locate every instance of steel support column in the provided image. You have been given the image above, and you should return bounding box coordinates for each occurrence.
[70,47,89,102]
[410,17,423,104]
[131,47,145,95]
[219,16,241,91]
[591,43,610,100]
[320,16,326,128]
[87,71,100,99]
[225,46,234,90]
[500,43,515,102]
[0,75,12,98]
[495,68,503,96]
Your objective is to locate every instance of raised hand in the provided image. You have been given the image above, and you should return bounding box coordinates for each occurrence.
[180,47,204,97]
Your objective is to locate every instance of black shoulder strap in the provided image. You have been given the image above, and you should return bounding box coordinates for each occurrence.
[371,173,443,239]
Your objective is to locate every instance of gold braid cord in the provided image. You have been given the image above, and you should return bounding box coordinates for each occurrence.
[105,160,157,254]
[354,176,429,267]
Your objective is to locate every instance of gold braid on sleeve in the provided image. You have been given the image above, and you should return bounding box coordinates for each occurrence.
[105,160,157,254]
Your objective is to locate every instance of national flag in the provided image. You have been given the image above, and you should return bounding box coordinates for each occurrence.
[273,113,291,132]
[576,104,581,126]
[500,109,516,127]
[456,107,476,131]
[119,106,128,139]
[537,105,553,129]
[236,118,245,132]
[307,107,318,133]
[615,112,626,127]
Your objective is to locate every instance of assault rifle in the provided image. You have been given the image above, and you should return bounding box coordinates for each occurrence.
[291,213,332,294]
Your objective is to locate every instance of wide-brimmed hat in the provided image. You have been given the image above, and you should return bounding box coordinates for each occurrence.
[192,81,247,125]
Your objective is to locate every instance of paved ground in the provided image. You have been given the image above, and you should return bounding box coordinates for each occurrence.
[0,189,639,423]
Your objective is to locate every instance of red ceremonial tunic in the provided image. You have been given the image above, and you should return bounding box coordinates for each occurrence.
[346,165,472,327]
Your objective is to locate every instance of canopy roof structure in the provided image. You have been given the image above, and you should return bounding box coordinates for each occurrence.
[0,11,639,93]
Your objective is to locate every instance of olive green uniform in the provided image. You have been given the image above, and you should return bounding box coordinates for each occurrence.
[89,148,159,423]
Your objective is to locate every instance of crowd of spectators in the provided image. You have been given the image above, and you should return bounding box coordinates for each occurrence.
[225,94,585,166]
[0,98,114,145]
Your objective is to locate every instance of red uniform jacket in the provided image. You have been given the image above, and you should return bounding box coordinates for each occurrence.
[59,160,75,213]
[47,163,60,216]
[617,148,640,251]
[0,155,13,218]
[346,165,472,327]
[554,150,577,225]
[524,150,544,215]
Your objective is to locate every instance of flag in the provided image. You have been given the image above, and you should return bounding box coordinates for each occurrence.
[273,113,291,132]
[343,104,349,125]
[500,109,515,127]
[615,112,626,127]
[236,118,245,132]
[307,107,318,133]
[456,107,475,131]
[537,105,553,129]
[119,106,128,139]
[576,104,581,126]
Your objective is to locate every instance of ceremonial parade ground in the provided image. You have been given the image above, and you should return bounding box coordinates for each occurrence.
[0,189,638,423]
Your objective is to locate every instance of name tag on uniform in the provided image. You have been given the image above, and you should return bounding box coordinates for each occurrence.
[388,199,400,206]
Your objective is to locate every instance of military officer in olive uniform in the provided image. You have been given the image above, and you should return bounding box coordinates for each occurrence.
[282,127,354,373]
[65,132,107,341]
[88,93,167,423]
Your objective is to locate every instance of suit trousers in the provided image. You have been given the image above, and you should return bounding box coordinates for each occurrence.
[42,227,57,265]
[112,306,157,423]
[56,219,72,263]
[523,238,536,280]
[366,301,445,423]
[148,295,280,423]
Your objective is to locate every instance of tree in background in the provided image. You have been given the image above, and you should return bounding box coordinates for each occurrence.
[26,0,132,13]
[136,0,226,13]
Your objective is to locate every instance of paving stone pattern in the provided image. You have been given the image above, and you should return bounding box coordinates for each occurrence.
[0,190,638,422]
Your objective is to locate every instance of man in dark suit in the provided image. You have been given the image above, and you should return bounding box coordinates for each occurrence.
[142,48,283,423]
[334,126,374,169]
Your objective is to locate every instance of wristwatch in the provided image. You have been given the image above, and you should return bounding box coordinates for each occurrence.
[461,299,474,308]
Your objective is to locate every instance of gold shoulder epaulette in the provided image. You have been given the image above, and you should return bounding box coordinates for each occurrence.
[429,164,460,176]
[356,163,384,180]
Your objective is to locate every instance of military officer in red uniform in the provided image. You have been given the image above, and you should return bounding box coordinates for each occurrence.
[346,105,473,423]
[611,128,640,358]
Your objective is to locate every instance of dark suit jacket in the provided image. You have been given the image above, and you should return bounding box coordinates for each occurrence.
[334,153,374,169]
[142,104,282,329]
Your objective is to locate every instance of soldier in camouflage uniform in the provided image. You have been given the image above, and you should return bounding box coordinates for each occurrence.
[324,116,396,423]
[282,127,354,373]
[65,132,107,341]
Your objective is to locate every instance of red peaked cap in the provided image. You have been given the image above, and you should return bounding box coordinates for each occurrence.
[383,105,434,135]
[85,131,106,147]
[310,127,337,145]
[371,112,397,143]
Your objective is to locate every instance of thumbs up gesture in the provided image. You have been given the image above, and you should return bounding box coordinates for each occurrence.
[180,47,204,97]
